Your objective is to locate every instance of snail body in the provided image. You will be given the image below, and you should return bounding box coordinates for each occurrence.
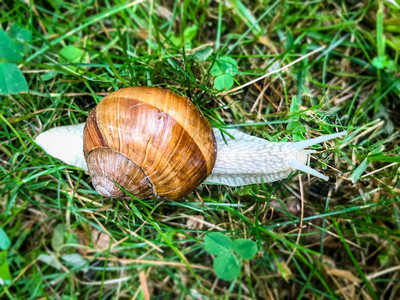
[36,87,346,199]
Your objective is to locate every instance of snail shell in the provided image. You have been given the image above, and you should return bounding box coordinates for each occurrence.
[83,87,217,199]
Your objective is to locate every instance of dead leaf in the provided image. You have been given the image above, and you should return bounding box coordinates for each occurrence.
[75,229,90,255]
[327,268,361,284]
[91,229,111,249]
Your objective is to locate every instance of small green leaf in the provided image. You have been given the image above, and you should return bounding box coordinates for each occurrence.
[184,25,198,41]
[214,73,234,91]
[378,253,389,267]
[37,254,62,270]
[0,228,10,250]
[213,252,240,281]
[0,62,28,95]
[170,25,198,48]
[59,45,85,63]
[65,232,78,245]
[286,96,306,141]
[170,35,181,47]
[59,45,88,72]
[192,46,213,61]
[0,29,22,62]
[210,62,223,76]
[41,71,58,81]
[51,224,65,252]
[372,56,396,71]
[289,95,300,114]
[61,253,88,273]
[233,239,257,259]
[218,56,239,75]
[8,24,32,55]
[204,232,233,256]
[9,23,32,44]
[0,250,12,282]
[210,56,238,77]
[372,56,386,69]
[211,56,238,90]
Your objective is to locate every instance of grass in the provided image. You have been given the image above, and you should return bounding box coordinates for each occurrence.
[1,0,400,298]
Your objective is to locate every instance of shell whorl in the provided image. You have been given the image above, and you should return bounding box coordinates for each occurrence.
[83,87,217,199]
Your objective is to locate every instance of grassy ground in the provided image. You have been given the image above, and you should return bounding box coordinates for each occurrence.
[1,0,400,299]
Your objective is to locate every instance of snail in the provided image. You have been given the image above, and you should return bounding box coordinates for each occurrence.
[36,87,346,199]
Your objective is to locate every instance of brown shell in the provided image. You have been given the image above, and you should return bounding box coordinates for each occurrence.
[83,87,217,199]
